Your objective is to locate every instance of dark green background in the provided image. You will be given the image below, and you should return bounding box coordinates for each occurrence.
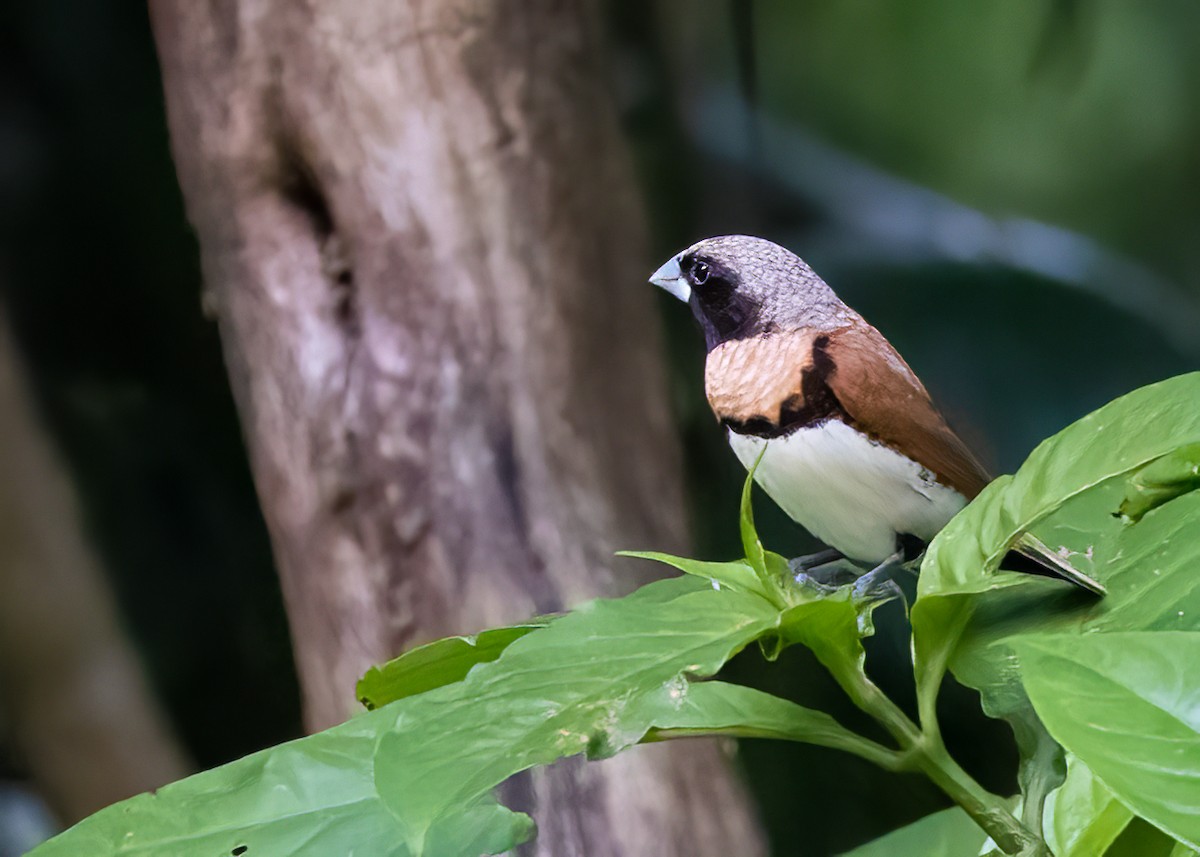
[2,2,1197,854]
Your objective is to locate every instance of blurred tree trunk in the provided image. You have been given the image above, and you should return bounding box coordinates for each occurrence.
[0,308,190,822]
[149,2,764,854]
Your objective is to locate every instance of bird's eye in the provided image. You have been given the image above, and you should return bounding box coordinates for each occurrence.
[690,261,711,285]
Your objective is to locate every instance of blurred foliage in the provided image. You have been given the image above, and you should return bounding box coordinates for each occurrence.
[752,0,1200,280]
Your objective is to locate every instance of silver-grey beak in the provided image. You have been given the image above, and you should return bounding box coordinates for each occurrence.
[649,255,691,303]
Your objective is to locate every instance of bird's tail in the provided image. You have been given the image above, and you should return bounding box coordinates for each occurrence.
[1000,532,1107,596]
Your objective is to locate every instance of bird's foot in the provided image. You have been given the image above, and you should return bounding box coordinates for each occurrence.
[851,549,911,610]
[788,549,854,593]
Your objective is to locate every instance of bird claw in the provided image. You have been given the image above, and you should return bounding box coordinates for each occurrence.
[851,576,905,608]
[850,555,911,614]
[789,548,913,614]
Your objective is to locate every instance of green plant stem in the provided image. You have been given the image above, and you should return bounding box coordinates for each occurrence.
[912,741,1046,856]
[831,663,1049,857]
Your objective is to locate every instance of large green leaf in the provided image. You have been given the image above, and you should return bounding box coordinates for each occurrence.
[906,374,1200,841]
[32,575,825,857]
[947,482,1200,837]
[839,806,988,857]
[912,373,1200,718]
[26,708,534,857]
[1016,632,1200,851]
[909,375,1200,758]
[939,478,1200,740]
[1043,754,1133,857]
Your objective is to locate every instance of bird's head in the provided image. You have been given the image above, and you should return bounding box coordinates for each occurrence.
[650,235,845,351]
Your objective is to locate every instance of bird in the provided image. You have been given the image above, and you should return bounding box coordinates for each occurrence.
[650,234,1105,598]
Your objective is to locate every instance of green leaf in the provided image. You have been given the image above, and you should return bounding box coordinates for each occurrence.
[617,551,773,601]
[1104,817,1188,857]
[625,464,806,615]
[1118,442,1200,523]
[637,680,898,768]
[948,482,1200,724]
[910,373,1200,733]
[839,806,989,857]
[1043,754,1133,857]
[1016,632,1200,851]
[33,575,789,857]
[357,623,550,709]
[780,590,875,681]
[27,710,535,857]
[903,374,1200,845]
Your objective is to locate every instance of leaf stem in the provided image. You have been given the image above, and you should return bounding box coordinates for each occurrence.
[831,662,1049,857]
[911,740,1046,856]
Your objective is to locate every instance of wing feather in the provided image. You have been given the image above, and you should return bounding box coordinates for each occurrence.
[821,322,991,498]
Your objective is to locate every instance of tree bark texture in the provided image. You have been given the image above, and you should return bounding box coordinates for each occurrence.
[0,308,190,822]
[150,2,764,855]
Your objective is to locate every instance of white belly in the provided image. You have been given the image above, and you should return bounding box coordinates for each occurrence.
[728,421,967,564]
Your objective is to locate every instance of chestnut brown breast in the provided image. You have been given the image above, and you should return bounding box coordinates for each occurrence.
[704,331,835,434]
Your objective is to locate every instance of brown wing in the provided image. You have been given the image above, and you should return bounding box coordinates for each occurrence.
[822,321,991,498]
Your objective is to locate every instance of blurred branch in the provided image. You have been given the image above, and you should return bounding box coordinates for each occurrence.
[0,306,190,822]
[689,88,1200,359]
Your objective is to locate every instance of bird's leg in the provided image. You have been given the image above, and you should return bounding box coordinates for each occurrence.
[850,548,907,606]
[789,548,856,592]
[788,548,843,574]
